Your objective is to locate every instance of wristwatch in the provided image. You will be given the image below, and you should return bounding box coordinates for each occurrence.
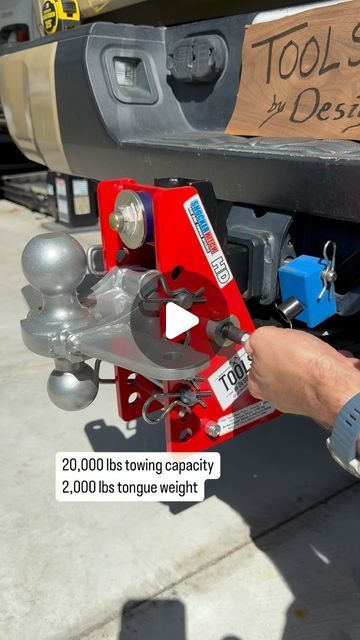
[327,392,360,478]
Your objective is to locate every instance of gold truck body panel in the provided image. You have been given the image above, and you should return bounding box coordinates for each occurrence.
[78,0,146,19]
[0,43,71,172]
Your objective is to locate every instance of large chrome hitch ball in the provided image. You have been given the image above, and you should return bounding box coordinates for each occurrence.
[22,232,87,297]
[21,232,91,332]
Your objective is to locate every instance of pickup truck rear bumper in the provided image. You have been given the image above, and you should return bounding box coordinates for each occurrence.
[1,17,360,222]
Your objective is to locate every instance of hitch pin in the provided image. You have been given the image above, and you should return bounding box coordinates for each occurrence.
[139,273,206,308]
[220,322,250,346]
[318,240,337,301]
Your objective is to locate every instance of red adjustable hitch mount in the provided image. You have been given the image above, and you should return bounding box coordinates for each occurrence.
[97,178,279,452]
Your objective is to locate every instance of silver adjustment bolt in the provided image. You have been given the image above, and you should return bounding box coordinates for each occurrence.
[205,422,221,438]
[109,190,150,249]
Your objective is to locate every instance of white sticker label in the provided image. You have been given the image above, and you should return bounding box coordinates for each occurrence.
[208,348,252,410]
[57,198,69,223]
[55,177,67,197]
[74,196,91,215]
[73,179,89,197]
[184,195,233,288]
[218,401,275,435]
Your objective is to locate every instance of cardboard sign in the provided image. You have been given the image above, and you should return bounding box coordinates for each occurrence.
[226,0,360,139]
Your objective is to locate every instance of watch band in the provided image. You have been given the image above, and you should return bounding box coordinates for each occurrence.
[327,392,360,478]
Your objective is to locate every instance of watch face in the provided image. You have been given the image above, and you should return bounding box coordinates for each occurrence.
[349,458,360,478]
[327,438,360,478]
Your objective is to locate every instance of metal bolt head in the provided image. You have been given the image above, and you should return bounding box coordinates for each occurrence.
[109,210,125,232]
[174,291,193,310]
[205,422,221,438]
[180,388,197,406]
[110,190,149,249]
[326,269,337,283]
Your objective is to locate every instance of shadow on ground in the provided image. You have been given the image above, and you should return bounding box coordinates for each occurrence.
[85,415,359,639]
[118,598,242,640]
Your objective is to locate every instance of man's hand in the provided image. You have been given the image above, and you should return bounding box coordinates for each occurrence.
[244,327,360,433]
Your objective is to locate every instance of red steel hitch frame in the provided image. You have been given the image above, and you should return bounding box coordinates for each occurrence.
[98,178,279,452]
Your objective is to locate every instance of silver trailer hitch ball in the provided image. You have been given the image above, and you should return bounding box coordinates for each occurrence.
[21,232,87,296]
[47,362,99,411]
[21,233,99,411]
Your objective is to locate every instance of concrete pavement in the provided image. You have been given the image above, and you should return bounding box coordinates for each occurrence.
[0,201,359,640]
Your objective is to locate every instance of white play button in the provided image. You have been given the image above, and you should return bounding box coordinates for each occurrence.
[165,302,199,340]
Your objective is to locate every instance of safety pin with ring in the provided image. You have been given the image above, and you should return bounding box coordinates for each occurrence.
[139,273,206,309]
[142,385,212,425]
[318,240,337,301]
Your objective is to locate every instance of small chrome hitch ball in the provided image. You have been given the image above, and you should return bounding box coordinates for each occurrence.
[47,362,99,411]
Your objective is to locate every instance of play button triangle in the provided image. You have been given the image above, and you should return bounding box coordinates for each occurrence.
[165,302,199,340]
